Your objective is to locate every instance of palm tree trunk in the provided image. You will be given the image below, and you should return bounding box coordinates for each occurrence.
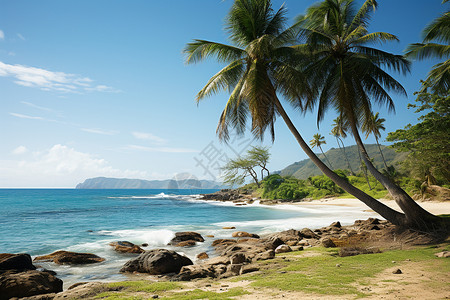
[338,137,354,175]
[375,136,389,170]
[273,97,406,226]
[319,146,334,169]
[348,121,440,229]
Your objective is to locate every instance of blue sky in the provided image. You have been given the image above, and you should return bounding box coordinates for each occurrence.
[0,0,447,187]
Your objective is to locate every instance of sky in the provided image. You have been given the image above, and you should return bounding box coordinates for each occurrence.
[0,0,447,188]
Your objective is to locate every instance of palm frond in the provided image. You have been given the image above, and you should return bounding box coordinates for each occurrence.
[405,43,450,60]
[184,40,245,64]
[196,60,245,102]
[352,32,399,46]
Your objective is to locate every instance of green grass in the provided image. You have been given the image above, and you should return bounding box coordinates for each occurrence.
[241,246,449,298]
[106,281,182,293]
[164,287,249,300]
[94,292,144,300]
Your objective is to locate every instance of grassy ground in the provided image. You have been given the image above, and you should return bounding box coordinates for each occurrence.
[89,242,449,300]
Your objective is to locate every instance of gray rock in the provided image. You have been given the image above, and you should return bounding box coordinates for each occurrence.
[120,249,193,274]
[230,253,247,265]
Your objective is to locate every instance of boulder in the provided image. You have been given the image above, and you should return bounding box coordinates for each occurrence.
[196,252,209,260]
[168,232,204,246]
[229,253,247,264]
[321,237,336,248]
[227,263,242,275]
[275,244,292,254]
[240,265,260,275]
[0,270,62,300]
[34,251,105,265]
[109,241,144,254]
[222,227,236,230]
[211,239,237,248]
[435,251,450,258]
[254,250,275,261]
[174,265,216,281]
[330,221,342,228]
[0,253,36,271]
[120,249,192,274]
[175,240,197,247]
[267,229,302,244]
[204,256,230,266]
[231,231,260,238]
[300,228,318,239]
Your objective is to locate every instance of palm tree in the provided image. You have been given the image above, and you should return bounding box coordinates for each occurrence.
[297,0,439,227]
[310,133,333,169]
[362,112,388,170]
[330,116,354,174]
[405,0,450,94]
[184,0,406,226]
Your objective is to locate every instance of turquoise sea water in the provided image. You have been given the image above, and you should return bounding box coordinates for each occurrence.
[0,189,376,287]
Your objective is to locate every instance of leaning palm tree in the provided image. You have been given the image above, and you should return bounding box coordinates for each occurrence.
[297,0,439,227]
[362,112,388,170]
[405,0,450,94]
[184,0,406,226]
[310,133,333,169]
[330,116,354,174]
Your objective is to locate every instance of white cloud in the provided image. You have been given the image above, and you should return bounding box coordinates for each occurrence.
[17,33,25,41]
[0,30,4,40]
[0,144,148,187]
[82,128,118,135]
[9,112,44,120]
[12,146,27,155]
[126,144,198,153]
[21,101,60,114]
[132,132,167,145]
[0,61,119,93]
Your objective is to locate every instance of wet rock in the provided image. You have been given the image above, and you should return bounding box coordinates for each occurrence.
[0,254,35,271]
[109,241,144,254]
[120,249,192,274]
[231,231,260,238]
[0,270,62,300]
[34,251,105,265]
[212,239,237,246]
[175,240,197,247]
[196,252,209,260]
[222,227,236,230]
[168,232,204,246]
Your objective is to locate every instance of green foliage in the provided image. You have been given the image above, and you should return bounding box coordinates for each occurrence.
[387,88,450,185]
[222,146,271,187]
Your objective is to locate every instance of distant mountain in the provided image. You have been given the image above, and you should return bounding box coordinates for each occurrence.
[76,177,226,189]
[279,144,407,179]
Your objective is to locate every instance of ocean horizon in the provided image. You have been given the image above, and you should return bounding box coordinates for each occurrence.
[0,188,377,288]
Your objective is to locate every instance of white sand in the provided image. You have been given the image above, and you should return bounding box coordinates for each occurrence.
[295,198,450,215]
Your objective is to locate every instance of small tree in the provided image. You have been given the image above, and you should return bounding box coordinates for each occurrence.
[310,133,333,169]
[222,146,271,188]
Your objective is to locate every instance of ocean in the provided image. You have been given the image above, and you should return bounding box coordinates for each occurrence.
[0,189,377,287]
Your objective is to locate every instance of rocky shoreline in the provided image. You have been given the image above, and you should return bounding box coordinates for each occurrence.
[2,213,443,300]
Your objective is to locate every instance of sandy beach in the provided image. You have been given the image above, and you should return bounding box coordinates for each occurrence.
[295,197,450,216]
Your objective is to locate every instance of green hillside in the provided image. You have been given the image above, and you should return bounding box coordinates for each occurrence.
[279,144,407,179]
